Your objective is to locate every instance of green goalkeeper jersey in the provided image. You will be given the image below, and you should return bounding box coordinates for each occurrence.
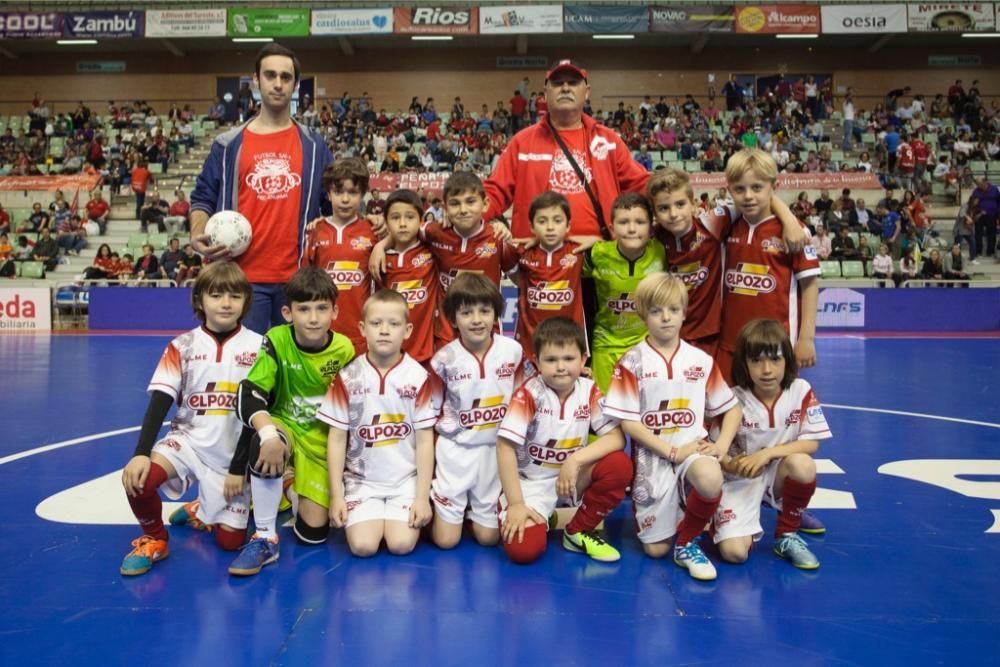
[583,240,666,350]
[246,324,355,445]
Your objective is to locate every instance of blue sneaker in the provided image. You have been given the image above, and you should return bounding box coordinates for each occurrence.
[228,534,279,576]
[673,539,717,581]
[774,532,820,569]
[798,510,826,535]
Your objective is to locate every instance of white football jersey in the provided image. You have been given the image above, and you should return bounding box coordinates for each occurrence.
[431,334,532,447]
[498,375,618,482]
[318,353,437,495]
[147,325,262,473]
[729,379,833,457]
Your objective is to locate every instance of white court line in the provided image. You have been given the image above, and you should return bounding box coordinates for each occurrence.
[0,423,166,466]
[824,404,1000,430]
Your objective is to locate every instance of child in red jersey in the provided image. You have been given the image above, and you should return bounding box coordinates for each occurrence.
[649,168,804,359]
[510,191,600,362]
[377,189,441,364]
[306,157,378,353]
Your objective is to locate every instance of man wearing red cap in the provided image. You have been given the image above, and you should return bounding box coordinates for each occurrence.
[483,60,649,239]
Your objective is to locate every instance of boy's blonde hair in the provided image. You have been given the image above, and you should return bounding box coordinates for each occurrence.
[634,272,689,319]
[724,148,778,185]
[646,167,694,203]
[362,288,410,321]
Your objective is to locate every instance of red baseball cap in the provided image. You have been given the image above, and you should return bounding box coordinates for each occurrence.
[545,60,588,83]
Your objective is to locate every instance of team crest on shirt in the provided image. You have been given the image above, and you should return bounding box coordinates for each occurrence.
[529,437,581,468]
[640,515,656,530]
[527,281,574,310]
[475,242,498,258]
[690,231,708,251]
[683,365,705,382]
[185,381,239,415]
[326,261,365,290]
[761,237,787,255]
[671,262,711,290]
[589,136,615,160]
[358,414,412,448]
[396,384,418,400]
[392,280,429,307]
[245,154,302,200]
[351,237,374,251]
[559,254,578,269]
[573,403,591,421]
[724,263,776,296]
[549,149,591,194]
[642,399,696,435]
[459,395,507,430]
[716,508,736,527]
[606,293,636,315]
[411,252,434,268]
[234,351,257,368]
[496,362,516,380]
[320,359,344,382]
[785,409,802,427]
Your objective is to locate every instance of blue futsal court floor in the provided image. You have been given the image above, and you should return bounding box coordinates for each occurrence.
[1,333,998,665]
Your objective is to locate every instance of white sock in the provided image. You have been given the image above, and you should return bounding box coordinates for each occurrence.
[250,475,282,539]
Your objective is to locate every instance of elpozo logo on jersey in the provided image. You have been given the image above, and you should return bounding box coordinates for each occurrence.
[326,261,364,290]
[642,398,695,435]
[186,381,239,415]
[530,437,581,468]
[459,395,506,430]
[672,261,711,290]
[358,414,412,448]
[725,263,776,296]
[527,280,573,310]
[392,279,429,307]
[606,292,636,315]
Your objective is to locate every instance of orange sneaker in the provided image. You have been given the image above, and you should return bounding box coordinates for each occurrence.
[169,500,211,531]
[120,535,170,576]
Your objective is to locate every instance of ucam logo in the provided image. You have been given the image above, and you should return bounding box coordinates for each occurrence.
[816,287,865,328]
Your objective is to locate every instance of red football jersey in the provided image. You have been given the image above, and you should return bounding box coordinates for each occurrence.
[657,206,732,342]
[378,241,441,363]
[306,216,377,353]
[512,241,584,360]
[720,215,821,352]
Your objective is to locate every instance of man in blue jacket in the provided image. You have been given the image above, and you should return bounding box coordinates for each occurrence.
[190,43,332,333]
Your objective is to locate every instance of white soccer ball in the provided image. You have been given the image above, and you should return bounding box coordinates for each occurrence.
[206,210,253,257]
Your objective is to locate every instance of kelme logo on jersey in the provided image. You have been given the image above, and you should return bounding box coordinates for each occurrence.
[725,263,776,296]
[392,280,429,307]
[527,281,574,310]
[358,414,412,448]
[672,262,711,290]
[642,398,696,435]
[606,292,637,315]
[325,261,364,291]
[186,381,239,415]
[459,395,506,430]
[529,437,582,468]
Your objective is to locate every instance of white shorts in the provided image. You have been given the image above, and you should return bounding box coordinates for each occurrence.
[497,475,565,525]
[152,433,250,529]
[712,460,781,544]
[431,438,501,528]
[345,481,414,528]
[632,450,712,544]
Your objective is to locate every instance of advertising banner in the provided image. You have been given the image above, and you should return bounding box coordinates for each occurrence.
[821,4,907,34]
[687,172,883,191]
[816,288,865,328]
[479,5,563,34]
[0,12,62,39]
[311,8,393,36]
[62,11,143,39]
[393,7,479,34]
[0,287,52,333]
[907,3,996,32]
[649,5,735,33]
[228,8,311,38]
[564,5,649,33]
[0,175,103,192]
[734,4,821,34]
[145,9,227,38]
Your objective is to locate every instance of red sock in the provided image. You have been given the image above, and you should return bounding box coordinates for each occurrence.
[215,526,246,551]
[566,451,633,535]
[126,462,169,541]
[775,478,816,536]
[504,523,547,564]
[675,488,721,546]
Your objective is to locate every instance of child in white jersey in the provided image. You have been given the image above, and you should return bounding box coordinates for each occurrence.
[713,318,832,570]
[429,273,533,548]
[320,289,437,556]
[120,262,261,576]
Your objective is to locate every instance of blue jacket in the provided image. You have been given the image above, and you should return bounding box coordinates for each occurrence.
[190,120,332,269]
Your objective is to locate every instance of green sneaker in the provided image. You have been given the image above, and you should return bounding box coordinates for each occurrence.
[774,532,820,570]
[562,530,621,562]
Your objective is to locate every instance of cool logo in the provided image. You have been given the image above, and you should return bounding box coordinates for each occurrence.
[358,422,412,445]
[642,409,696,430]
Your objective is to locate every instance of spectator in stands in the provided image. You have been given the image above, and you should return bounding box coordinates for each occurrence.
[30,227,59,272]
[48,190,67,213]
[140,190,169,233]
[174,243,202,285]
[134,244,160,282]
[810,223,832,260]
[83,243,116,281]
[117,252,134,281]
[831,226,860,262]
[207,97,225,123]
[164,189,190,233]
[510,90,527,134]
[902,190,931,239]
[952,201,977,264]
[943,244,970,285]
[900,227,922,265]
[0,233,12,278]
[894,247,918,287]
[920,248,945,286]
[857,234,873,265]
[51,199,71,231]
[933,154,959,202]
[813,189,833,217]
[131,158,153,219]
[841,92,857,152]
[85,190,111,235]
[850,198,875,234]
[158,238,185,282]
[969,177,999,262]
[56,212,87,256]
[824,199,849,233]
[871,243,892,287]
[636,146,653,171]
[0,204,9,235]
[722,74,742,112]
[880,200,903,259]
[14,234,34,261]
[18,203,50,233]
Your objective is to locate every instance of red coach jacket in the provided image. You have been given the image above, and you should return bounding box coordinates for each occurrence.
[483,114,650,238]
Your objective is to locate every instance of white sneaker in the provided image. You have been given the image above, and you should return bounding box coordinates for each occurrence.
[971,259,980,265]
[673,539,717,581]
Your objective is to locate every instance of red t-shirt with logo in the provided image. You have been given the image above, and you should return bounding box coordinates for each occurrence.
[378,241,440,364]
[86,199,109,221]
[512,241,584,361]
[237,126,303,283]
[131,168,151,194]
[547,127,600,237]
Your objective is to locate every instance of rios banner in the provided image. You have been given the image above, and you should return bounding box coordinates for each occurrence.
[735,4,821,34]
[393,7,479,34]
[228,9,310,37]
[649,5,735,33]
